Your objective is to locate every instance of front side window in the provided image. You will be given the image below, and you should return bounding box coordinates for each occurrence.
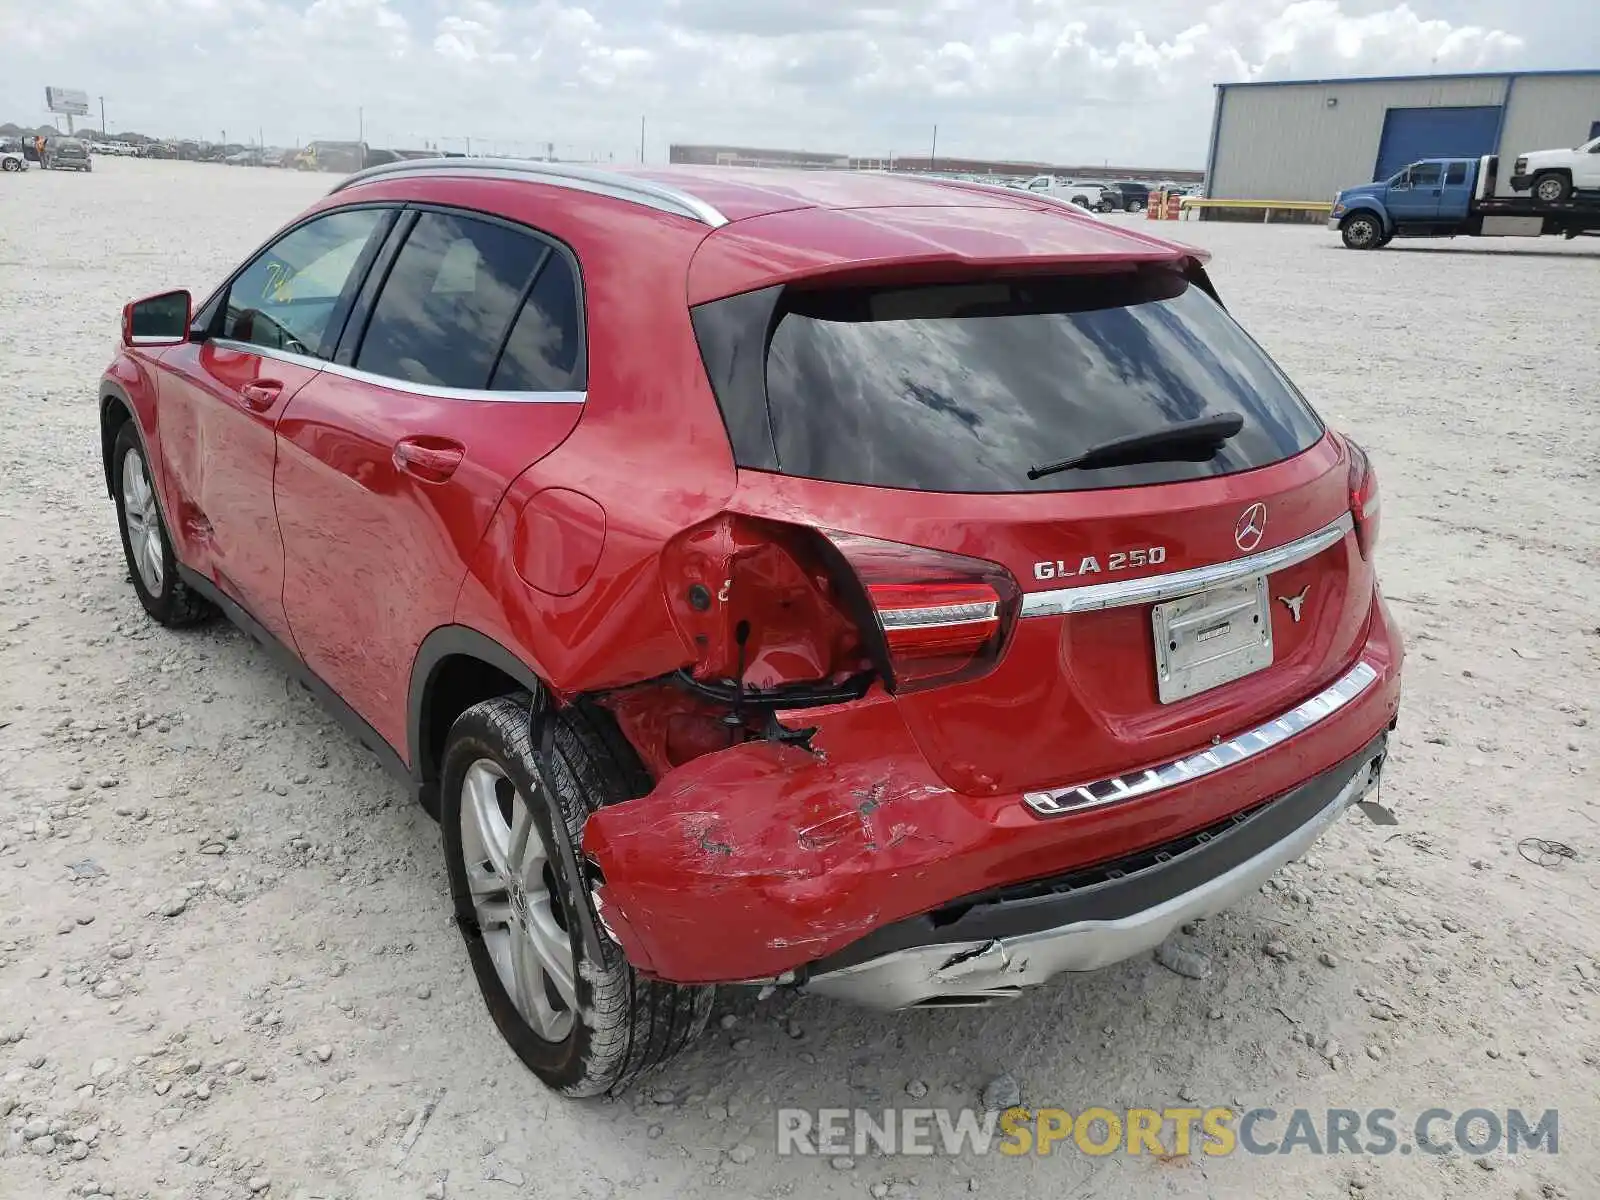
[1410,163,1442,187]
[355,212,545,390]
[221,209,387,357]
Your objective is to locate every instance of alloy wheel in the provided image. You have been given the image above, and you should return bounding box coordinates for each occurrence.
[121,448,164,593]
[458,759,578,1042]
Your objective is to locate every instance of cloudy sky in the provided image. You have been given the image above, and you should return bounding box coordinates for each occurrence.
[1,0,1592,167]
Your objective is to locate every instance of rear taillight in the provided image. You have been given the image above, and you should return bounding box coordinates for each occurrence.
[659,515,1018,701]
[1346,439,1381,557]
[825,532,1019,693]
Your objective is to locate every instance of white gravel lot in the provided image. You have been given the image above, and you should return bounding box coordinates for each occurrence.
[1,157,1597,1200]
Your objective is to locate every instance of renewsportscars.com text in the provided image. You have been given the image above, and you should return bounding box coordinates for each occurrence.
[776,1106,1559,1158]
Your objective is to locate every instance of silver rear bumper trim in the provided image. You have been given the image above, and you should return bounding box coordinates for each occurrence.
[1025,659,1378,816]
[803,747,1383,1010]
[1019,512,1354,617]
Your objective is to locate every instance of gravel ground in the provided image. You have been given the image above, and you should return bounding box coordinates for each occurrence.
[1,158,1597,1200]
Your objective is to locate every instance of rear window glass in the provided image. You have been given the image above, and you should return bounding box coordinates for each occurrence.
[753,271,1323,493]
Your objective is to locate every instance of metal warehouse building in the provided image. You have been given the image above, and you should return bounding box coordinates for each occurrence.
[1204,69,1600,202]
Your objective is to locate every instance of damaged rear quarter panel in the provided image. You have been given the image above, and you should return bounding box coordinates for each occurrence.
[584,688,973,982]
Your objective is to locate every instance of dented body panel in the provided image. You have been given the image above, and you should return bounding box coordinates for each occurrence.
[585,595,1401,987]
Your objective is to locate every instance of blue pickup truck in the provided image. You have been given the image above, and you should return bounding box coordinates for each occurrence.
[1330,154,1600,249]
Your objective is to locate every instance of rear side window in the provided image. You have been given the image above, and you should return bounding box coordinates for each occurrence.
[701,271,1323,494]
[356,212,544,389]
[489,252,585,392]
[1445,162,1468,185]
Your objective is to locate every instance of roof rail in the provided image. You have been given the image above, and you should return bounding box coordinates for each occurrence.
[329,158,729,227]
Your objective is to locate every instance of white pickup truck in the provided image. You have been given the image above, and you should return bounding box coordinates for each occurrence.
[1510,136,1600,203]
[1020,175,1108,211]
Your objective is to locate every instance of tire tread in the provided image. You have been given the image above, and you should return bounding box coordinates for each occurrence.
[453,695,711,1097]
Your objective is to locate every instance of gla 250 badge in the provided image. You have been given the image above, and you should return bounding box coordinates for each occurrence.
[1034,546,1167,581]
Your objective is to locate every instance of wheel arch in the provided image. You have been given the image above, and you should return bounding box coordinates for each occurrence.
[100,382,136,500]
[408,625,554,819]
[1342,205,1389,233]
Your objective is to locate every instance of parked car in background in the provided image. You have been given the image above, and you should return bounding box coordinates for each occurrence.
[1509,135,1600,202]
[294,140,368,173]
[44,137,92,172]
[1101,182,1152,213]
[1,143,29,172]
[225,148,265,167]
[102,158,1401,1097]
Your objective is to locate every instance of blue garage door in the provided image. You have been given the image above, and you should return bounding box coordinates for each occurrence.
[1373,106,1502,181]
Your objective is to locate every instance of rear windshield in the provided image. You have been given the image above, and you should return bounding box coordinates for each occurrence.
[722,270,1322,494]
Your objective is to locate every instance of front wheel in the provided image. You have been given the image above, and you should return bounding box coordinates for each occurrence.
[441,696,713,1096]
[1,158,20,172]
[1533,172,1571,204]
[1341,212,1383,249]
[111,422,213,627]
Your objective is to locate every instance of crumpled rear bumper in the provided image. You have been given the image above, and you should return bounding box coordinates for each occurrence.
[803,733,1386,1007]
[584,606,1402,989]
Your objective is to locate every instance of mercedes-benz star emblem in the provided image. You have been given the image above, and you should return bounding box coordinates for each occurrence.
[1234,502,1268,552]
[1278,585,1310,623]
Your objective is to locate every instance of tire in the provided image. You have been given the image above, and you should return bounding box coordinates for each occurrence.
[441,695,713,1096]
[1127,200,1146,214]
[1341,212,1383,250]
[112,422,213,626]
[1,158,19,172]
[111,422,213,627]
[1532,172,1571,204]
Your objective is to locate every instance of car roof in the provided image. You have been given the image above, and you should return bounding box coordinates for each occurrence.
[332,158,1203,271]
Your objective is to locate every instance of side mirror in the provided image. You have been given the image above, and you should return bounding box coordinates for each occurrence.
[122,289,193,347]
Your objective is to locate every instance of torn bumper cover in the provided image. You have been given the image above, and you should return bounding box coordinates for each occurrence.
[583,644,1400,991]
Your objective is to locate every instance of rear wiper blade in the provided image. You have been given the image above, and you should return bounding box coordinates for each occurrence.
[1026,413,1246,481]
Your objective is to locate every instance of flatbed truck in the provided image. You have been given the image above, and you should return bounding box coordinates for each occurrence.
[1330,154,1600,249]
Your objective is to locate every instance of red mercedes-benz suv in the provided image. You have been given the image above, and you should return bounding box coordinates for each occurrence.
[100,160,1401,1095]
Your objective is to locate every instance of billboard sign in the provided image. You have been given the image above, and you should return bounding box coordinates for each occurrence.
[46,87,90,116]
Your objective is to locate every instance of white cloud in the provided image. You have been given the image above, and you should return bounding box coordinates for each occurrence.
[0,0,1540,165]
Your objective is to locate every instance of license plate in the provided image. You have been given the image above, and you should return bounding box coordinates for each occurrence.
[1152,576,1272,703]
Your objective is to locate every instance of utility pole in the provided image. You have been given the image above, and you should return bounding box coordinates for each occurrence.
[358,106,364,145]
[99,96,106,135]
[930,124,937,172]
[639,115,646,163]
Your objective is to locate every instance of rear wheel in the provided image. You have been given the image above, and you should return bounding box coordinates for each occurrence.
[1533,172,1571,204]
[1126,200,1146,214]
[441,696,713,1096]
[1341,213,1383,250]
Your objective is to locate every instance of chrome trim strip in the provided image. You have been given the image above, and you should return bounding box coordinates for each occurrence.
[1019,512,1354,618]
[329,159,730,228]
[1023,659,1379,817]
[208,339,586,405]
[879,602,999,630]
